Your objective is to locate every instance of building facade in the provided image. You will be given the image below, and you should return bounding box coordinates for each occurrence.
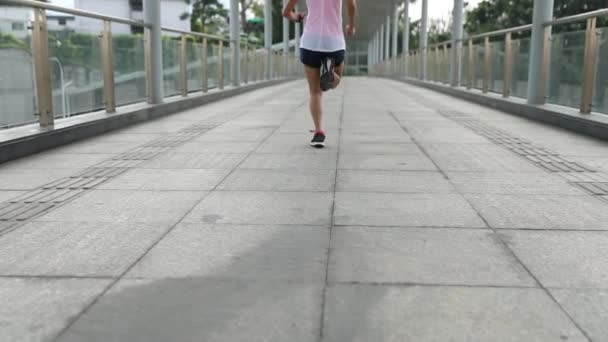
[74,0,190,34]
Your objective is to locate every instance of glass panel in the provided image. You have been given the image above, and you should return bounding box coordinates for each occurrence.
[162,37,180,97]
[49,22,104,118]
[547,31,585,109]
[488,41,505,94]
[223,44,232,85]
[594,28,608,114]
[207,43,218,89]
[187,40,202,93]
[112,23,146,107]
[0,16,37,128]
[473,44,484,89]
[461,45,469,86]
[511,38,530,99]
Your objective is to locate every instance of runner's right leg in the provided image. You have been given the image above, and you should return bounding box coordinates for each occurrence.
[304,65,326,147]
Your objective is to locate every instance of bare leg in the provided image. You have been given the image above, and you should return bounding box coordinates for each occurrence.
[332,64,344,89]
[304,65,323,132]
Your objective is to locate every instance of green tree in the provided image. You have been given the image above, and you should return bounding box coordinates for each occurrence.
[465,0,607,35]
[181,0,229,34]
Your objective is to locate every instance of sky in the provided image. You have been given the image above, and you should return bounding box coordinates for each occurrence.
[51,0,485,21]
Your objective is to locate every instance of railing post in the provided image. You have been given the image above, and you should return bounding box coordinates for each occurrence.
[243,44,249,84]
[101,20,116,112]
[252,48,258,82]
[483,36,491,93]
[32,8,53,127]
[527,0,554,104]
[503,32,513,98]
[179,33,188,96]
[467,39,473,89]
[144,0,164,103]
[218,42,224,90]
[201,38,208,93]
[581,17,598,114]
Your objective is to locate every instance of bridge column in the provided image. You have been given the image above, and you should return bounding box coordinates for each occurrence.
[392,1,398,59]
[144,0,164,103]
[450,0,464,86]
[385,10,391,62]
[380,24,385,61]
[527,0,554,104]
[420,0,428,80]
[282,0,290,76]
[402,0,410,77]
[264,0,273,79]
[230,0,241,85]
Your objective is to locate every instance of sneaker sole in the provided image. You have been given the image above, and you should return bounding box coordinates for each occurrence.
[310,142,325,148]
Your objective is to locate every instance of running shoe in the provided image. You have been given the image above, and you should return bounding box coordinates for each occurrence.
[310,131,326,148]
[320,58,335,92]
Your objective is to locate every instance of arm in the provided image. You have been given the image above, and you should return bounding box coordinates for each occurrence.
[346,0,357,36]
[283,0,303,22]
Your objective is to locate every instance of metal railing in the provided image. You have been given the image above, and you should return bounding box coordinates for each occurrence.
[0,0,300,129]
[374,8,608,115]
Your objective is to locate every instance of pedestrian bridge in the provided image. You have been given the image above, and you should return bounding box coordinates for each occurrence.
[1,0,608,341]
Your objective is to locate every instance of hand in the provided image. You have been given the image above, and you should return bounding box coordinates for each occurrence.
[293,12,306,23]
[346,24,356,37]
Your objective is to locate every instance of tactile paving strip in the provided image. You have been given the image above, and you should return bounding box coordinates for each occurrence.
[0,111,245,235]
[438,110,608,198]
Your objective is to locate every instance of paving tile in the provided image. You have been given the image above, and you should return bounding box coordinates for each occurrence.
[184,191,332,225]
[256,134,339,154]
[337,170,454,193]
[0,278,111,342]
[172,142,260,154]
[52,141,140,154]
[127,224,328,280]
[1,154,114,170]
[423,144,541,172]
[448,172,587,195]
[99,169,231,191]
[58,279,322,342]
[86,132,164,143]
[407,126,491,143]
[500,230,608,288]
[329,227,534,286]
[0,191,26,203]
[218,169,335,191]
[550,289,608,342]
[240,153,337,170]
[194,128,275,142]
[323,284,586,342]
[0,169,81,190]
[466,194,608,230]
[334,192,486,228]
[338,142,422,155]
[338,154,437,171]
[0,221,170,277]
[139,153,247,169]
[36,190,206,224]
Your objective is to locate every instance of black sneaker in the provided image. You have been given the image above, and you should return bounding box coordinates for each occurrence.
[310,131,326,148]
[320,58,335,92]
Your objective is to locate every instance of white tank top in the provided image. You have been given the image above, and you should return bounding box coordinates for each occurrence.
[300,0,346,52]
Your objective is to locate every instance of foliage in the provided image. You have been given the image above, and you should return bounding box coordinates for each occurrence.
[0,33,30,51]
[182,0,229,34]
[465,0,608,36]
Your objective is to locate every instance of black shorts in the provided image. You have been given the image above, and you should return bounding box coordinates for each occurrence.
[300,48,345,69]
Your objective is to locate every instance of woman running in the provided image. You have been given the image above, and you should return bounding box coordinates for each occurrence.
[283,0,357,148]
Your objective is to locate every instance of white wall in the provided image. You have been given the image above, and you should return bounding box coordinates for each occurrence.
[74,0,131,34]
[160,0,190,31]
[72,0,190,35]
[0,7,31,38]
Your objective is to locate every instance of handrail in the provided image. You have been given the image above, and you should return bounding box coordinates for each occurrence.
[161,26,230,43]
[0,0,148,27]
[464,24,533,40]
[544,8,608,27]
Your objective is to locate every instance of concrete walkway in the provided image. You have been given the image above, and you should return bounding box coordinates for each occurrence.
[1,78,608,342]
